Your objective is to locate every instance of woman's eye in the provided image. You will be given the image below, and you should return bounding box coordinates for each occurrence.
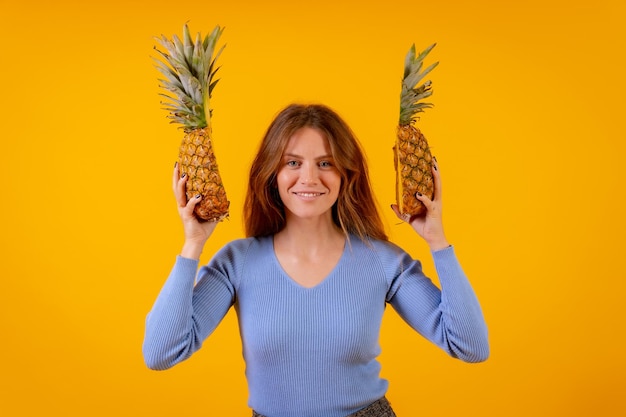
[319,161,332,168]
[286,160,300,167]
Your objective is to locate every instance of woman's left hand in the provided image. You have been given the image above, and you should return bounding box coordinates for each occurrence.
[391,157,450,251]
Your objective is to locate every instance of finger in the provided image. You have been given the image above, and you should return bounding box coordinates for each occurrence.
[173,162,187,203]
[432,156,442,203]
[179,193,202,221]
[391,203,413,223]
[390,203,402,218]
[175,172,189,207]
[172,162,179,191]
[185,193,202,211]
[415,191,434,213]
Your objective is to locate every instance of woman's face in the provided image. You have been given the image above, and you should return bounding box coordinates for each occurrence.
[276,127,341,222]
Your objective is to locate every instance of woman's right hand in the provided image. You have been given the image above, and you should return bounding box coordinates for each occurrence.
[173,163,218,259]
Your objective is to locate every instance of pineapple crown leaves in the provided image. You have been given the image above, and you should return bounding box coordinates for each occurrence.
[399,43,439,126]
[153,23,225,130]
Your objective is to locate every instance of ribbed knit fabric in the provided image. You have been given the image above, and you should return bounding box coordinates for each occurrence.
[143,236,489,417]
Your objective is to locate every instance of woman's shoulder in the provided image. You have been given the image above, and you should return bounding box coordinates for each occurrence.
[218,235,272,256]
[348,236,412,271]
[348,236,418,298]
[351,235,405,256]
[202,236,273,286]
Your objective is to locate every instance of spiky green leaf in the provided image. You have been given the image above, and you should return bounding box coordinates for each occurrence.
[154,23,224,129]
[182,24,194,68]
[399,43,438,125]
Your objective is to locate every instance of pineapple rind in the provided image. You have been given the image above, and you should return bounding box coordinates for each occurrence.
[179,127,229,222]
[395,125,433,216]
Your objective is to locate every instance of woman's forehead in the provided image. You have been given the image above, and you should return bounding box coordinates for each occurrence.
[284,127,331,152]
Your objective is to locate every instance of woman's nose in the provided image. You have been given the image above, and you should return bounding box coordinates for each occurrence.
[300,164,318,184]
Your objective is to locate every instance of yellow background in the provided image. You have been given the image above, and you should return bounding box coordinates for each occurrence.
[1,0,625,415]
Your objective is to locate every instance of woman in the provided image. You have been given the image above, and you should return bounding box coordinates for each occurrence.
[143,104,489,417]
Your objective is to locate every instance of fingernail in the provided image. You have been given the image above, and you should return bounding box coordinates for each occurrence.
[434,164,438,171]
[417,192,423,197]
[195,194,201,199]
[174,161,178,168]
[181,173,186,178]
[433,156,437,162]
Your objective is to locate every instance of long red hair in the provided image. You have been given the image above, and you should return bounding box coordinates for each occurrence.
[244,104,387,242]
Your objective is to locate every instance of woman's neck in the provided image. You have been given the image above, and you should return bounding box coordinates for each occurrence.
[274,216,345,255]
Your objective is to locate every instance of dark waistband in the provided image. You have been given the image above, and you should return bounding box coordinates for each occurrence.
[252,396,396,417]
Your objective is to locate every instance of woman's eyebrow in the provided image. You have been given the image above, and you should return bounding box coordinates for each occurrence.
[283,153,334,160]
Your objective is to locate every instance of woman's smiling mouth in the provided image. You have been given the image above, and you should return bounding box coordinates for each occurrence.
[293,191,324,198]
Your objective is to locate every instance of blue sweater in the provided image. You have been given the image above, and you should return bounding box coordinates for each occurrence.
[143,236,489,417]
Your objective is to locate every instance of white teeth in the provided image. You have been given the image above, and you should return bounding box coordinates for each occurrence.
[296,192,321,197]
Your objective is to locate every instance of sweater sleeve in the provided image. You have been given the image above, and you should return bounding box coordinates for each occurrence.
[386,245,489,363]
[142,247,238,370]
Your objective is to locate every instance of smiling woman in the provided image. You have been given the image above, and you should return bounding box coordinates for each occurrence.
[276,126,342,221]
[143,103,489,417]
[244,104,387,241]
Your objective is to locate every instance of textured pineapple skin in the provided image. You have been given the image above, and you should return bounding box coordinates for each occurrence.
[178,127,229,222]
[394,124,434,216]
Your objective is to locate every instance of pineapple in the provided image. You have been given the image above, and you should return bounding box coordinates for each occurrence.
[154,24,229,222]
[394,43,439,216]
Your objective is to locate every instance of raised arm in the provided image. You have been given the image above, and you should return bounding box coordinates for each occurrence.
[142,164,234,370]
[389,157,489,362]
